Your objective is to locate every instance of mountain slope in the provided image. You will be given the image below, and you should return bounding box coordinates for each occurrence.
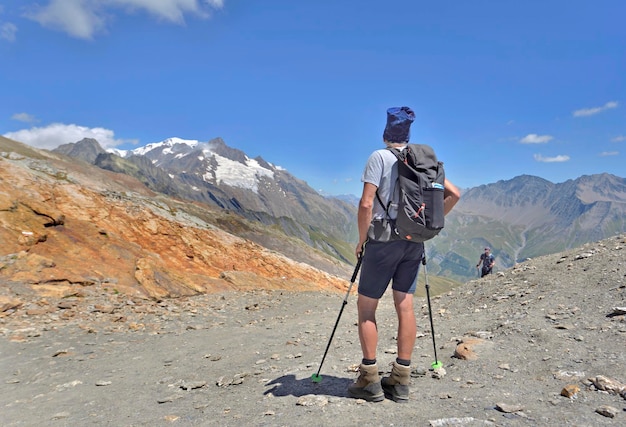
[28,135,626,284]
[429,174,626,281]
[56,137,358,264]
[1,232,625,426]
[54,137,106,163]
[1,136,353,298]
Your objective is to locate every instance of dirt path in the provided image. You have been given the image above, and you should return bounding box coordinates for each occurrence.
[1,234,625,426]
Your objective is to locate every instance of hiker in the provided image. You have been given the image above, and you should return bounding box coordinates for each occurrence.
[476,247,495,277]
[348,106,460,403]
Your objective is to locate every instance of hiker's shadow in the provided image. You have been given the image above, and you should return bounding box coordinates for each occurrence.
[264,374,353,398]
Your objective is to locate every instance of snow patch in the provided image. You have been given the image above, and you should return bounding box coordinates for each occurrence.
[132,137,200,156]
[203,150,274,193]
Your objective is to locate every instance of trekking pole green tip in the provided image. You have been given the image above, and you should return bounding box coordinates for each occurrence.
[311,374,322,383]
[431,361,443,370]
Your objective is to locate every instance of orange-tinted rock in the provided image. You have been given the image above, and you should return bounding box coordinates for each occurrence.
[1,149,350,300]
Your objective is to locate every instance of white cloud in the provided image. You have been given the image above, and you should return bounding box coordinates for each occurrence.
[11,112,38,123]
[572,101,619,117]
[611,135,626,142]
[25,0,225,39]
[520,134,553,144]
[599,151,619,157]
[109,0,205,23]
[1,22,17,42]
[3,123,132,150]
[25,0,106,40]
[533,154,570,163]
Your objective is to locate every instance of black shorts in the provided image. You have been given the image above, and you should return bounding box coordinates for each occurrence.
[358,240,424,299]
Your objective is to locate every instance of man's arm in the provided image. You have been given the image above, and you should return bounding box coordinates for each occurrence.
[443,178,460,216]
[356,182,377,258]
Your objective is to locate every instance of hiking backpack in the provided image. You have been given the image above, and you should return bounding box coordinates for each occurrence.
[375,144,446,242]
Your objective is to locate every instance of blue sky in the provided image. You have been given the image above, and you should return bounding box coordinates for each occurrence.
[1,1,624,196]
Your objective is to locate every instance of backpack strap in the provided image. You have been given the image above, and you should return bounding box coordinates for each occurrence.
[375,189,389,215]
[374,147,405,218]
[386,146,408,164]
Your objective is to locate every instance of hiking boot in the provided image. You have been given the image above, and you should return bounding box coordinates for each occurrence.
[347,363,384,402]
[381,361,411,403]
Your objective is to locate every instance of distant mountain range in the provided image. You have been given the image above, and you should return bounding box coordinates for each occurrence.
[431,173,626,281]
[52,137,626,282]
[54,137,358,264]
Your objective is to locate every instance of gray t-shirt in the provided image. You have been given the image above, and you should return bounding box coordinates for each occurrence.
[361,147,402,220]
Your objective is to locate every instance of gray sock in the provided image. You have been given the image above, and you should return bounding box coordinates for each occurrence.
[396,358,410,366]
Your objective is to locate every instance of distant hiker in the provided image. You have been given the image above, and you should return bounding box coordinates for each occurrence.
[348,106,460,403]
[476,247,495,277]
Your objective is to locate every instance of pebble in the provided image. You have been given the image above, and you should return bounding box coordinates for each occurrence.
[432,367,446,379]
[595,405,618,418]
[560,384,580,398]
[180,380,206,390]
[495,402,524,413]
[296,394,328,407]
[411,367,428,377]
[429,417,491,426]
[51,412,71,420]
[157,394,183,404]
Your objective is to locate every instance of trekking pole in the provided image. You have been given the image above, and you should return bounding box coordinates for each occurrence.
[423,253,443,369]
[311,255,363,383]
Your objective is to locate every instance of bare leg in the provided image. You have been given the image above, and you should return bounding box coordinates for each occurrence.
[393,290,416,360]
[357,294,379,360]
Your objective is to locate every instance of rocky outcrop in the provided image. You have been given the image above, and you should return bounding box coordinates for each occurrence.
[1,145,349,301]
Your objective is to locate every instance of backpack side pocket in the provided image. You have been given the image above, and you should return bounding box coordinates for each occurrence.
[423,186,444,230]
[367,218,397,242]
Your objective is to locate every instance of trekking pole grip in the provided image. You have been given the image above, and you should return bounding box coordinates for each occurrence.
[350,254,363,283]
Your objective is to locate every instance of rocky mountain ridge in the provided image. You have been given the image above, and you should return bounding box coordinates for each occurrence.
[1,136,353,301]
[431,173,626,281]
[15,134,626,285]
[55,137,357,264]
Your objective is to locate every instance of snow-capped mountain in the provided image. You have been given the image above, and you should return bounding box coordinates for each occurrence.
[128,137,201,158]
[51,137,626,282]
[55,137,358,263]
[116,137,277,194]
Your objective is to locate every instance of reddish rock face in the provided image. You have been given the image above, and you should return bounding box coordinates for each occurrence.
[1,151,348,301]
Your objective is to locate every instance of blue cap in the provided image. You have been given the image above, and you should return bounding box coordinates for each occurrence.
[383,106,415,143]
